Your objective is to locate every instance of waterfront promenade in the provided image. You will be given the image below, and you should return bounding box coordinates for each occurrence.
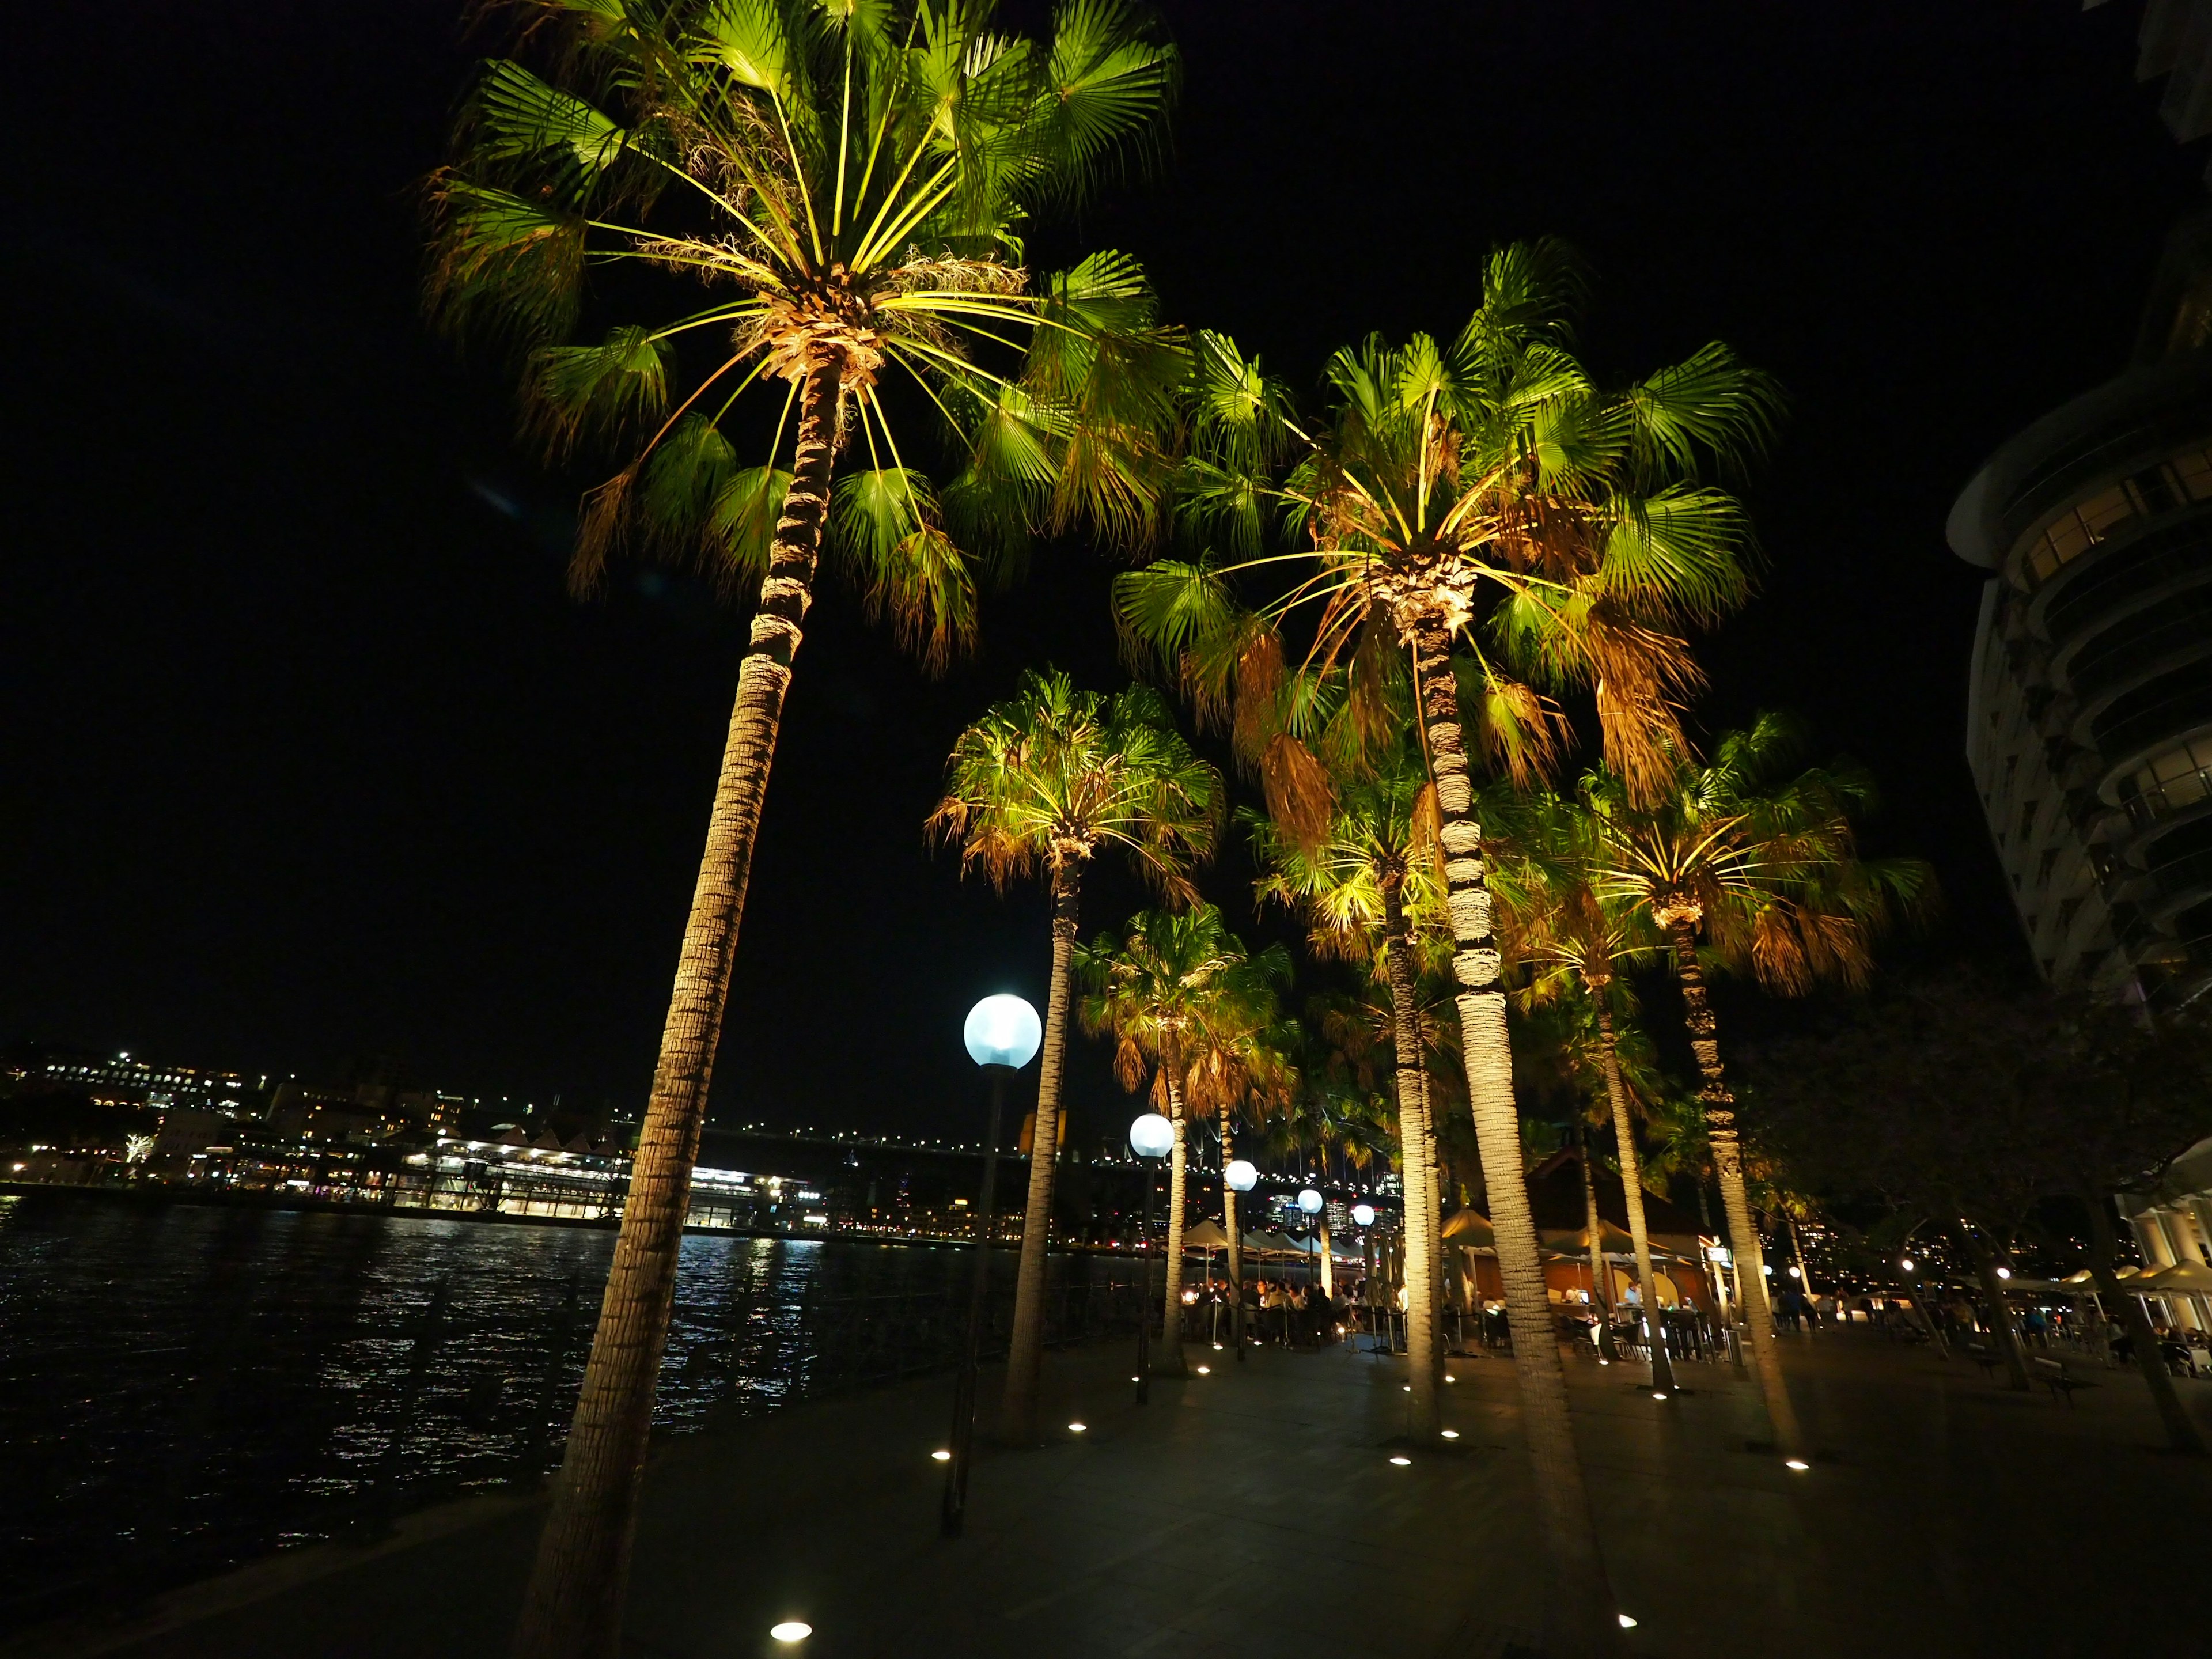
[15,1326,2212,1659]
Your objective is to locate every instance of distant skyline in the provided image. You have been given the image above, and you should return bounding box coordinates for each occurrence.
[8,2,2206,1139]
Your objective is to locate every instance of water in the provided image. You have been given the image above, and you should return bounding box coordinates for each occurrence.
[0,1191,1135,1628]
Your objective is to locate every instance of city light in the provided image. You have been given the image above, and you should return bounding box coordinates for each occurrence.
[1900,1257,1916,1273]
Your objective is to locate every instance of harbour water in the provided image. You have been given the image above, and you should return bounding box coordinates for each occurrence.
[0,1190,1141,1630]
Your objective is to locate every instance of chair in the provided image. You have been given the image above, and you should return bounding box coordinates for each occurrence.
[2029,1354,2093,1408]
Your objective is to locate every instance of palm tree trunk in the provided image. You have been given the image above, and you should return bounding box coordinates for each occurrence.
[1664,914,1802,1459]
[1380,869,1440,1432]
[1597,1006,1673,1392]
[1575,1126,1617,1361]
[1406,611,1616,1645]
[1158,1077,1190,1377]
[1222,1119,1244,1355]
[1957,1221,2031,1391]
[999,861,1081,1444]
[2083,1187,2205,1454]
[1416,1065,1446,1380]
[510,356,844,1659]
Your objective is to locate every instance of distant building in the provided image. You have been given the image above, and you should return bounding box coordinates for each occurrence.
[1950,203,2212,1004]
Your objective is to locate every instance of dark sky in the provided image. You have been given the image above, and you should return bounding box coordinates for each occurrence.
[6,2,2205,1138]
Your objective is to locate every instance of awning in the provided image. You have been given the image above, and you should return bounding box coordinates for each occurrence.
[1182,1219,1230,1249]
[2134,1260,2212,1293]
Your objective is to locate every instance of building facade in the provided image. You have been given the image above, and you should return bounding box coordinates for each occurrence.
[1949,224,2212,1006]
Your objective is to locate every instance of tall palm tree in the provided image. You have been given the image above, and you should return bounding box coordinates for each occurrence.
[1491,788,1677,1390]
[1077,907,1291,1377]
[1248,733,1453,1431]
[929,669,1220,1444]
[1589,713,1936,1456]
[430,7,1179,1652]
[1120,242,1777,1630]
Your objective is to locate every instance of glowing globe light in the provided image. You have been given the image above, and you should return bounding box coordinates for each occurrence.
[1224,1160,1257,1193]
[1995,1266,2012,1280]
[1129,1113,1174,1160]
[1900,1257,1915,1273]
[1351,1203,1377,1228]
[963,994,1042,1070]
[1297,1188,1324,1215]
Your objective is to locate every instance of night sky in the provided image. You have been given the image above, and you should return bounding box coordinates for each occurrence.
[7,3,2205,1140]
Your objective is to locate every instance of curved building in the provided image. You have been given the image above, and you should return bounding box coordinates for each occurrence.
[1949,237,2212,1005]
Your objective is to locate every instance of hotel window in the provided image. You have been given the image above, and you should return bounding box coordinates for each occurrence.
[2126,735,2212,824]
[2023,440,2212,586]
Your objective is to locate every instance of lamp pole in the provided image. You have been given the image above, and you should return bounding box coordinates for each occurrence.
[1127,1113,1172,1403]
[1225,1158,1257,1362]
[942,994,1041,1540]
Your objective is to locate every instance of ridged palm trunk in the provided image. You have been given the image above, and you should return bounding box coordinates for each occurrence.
[1661,912,1802,1459]
[1221,1121,1244,1355]
[1406,609,1616,1646]
[1574,1128,1616,1361]
[512,358,846,1659]
[2082,1187,2206,1454]
[1380,869,1440,1435]
[1596,1006,1673,1392]
[1959,1222,2031,1392]
[1157,1072,1190,1377]
[999,861,1082,1444]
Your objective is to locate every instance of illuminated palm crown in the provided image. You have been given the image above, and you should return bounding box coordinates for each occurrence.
[1076,905,1297,1122]
[929,667,1221,891]
[1588,712,1936,994]
[1118,238,1780,805]
[429,0,1183,666]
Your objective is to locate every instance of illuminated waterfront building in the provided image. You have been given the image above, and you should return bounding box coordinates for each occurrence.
[1950,206,2212,1002]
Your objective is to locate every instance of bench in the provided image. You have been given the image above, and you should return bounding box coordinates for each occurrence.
[1962,1342,2001,1381]
[2030,1355,2093,1407]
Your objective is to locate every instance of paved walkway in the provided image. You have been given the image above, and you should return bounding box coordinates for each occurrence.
[14,1325,2212,1658]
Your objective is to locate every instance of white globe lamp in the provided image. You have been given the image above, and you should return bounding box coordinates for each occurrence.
[1128,1113,1174,1160]
[1223,1159,1257,1193]
[963,994,1042,1070]
[1297,1188,1324,1215]
[1351,1203,1376,1228]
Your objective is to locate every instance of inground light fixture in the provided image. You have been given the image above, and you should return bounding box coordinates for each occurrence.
[1388,1455,1411,1466]
[770,1622,813,1643]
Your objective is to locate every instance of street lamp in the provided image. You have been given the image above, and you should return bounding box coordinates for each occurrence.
[1129,1112,1173,1405]
[1351,1202,1377,1228]
[942,994,1041,1539]
[1223,1159,1257,1360]
[1298,1188,1323,1300]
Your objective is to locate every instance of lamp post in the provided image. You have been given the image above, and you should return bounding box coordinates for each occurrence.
[1129,1112,1173,1404]
[942,994,1041,1540]
[1224,1158,1257,1361]
[1298,1188,1324,1305]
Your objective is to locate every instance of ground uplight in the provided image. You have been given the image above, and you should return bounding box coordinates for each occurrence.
[1440,1429,1460,1440]
[1653,1392,1668,1401]
[1786,1458,1810,1472]
[770,1621,812,1642]
[1067,1422,1087,1433]
[1388,1455,1412,1465]
[1618,1613,1638,1629]
[1196,1364,1211,1374]
[930,1449,950,1461]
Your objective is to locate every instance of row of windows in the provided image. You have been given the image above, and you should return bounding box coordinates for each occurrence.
[2022,441,2212,587]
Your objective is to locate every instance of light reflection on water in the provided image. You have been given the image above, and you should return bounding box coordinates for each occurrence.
[0,1192,1013,1622]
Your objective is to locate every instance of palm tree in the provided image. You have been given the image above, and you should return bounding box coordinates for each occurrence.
[1248,733,1453,1431]
[430,9,1180,1651]
[1491,788,1677,1390]
[1589,713,1936,1456]
[929,669,1220,1444]
[1077,907,1291,1377]
[1120,243,1776,1628]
